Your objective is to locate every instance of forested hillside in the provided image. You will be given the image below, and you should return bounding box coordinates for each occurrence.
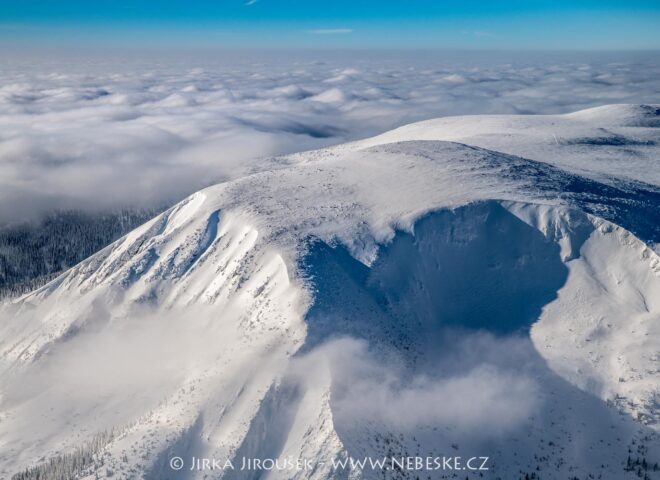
[0,210,158,299]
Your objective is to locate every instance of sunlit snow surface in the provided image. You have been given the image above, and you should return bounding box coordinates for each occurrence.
[1,50,659,223]
[0,101,658,479]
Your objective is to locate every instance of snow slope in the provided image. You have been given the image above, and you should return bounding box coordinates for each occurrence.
[0,104,659,479]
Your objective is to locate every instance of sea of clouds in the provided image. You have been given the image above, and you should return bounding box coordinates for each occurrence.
[1,49,659,223]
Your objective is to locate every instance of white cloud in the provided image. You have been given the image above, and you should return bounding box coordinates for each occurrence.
[0,50,658,223]
[291,335,541,435]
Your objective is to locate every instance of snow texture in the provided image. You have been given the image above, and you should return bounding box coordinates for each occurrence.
[0,104,659,479]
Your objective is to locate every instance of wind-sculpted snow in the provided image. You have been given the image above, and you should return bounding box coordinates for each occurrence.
[0,105,659,479]
[1,50,660,223]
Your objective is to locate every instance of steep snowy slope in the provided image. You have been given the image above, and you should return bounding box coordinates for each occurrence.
[0,105,659,480]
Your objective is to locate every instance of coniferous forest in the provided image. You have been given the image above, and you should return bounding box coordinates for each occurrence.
[0,209,159,299]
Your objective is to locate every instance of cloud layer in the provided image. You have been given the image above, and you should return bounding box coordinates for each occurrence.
[1,50,659,223]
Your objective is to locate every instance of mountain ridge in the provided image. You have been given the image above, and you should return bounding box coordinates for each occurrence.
[1,104,659,479]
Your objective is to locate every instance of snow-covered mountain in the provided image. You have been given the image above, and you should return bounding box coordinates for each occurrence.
[1,105,659,480]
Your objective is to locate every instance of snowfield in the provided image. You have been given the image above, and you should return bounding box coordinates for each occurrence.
[0,104,659,479]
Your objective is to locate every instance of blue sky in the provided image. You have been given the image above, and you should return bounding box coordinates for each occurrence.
[1,0,659,49]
